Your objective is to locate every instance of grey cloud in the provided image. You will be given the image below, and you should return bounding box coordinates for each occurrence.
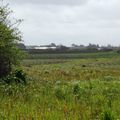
[9,0,88,5]
[8,0,120,46]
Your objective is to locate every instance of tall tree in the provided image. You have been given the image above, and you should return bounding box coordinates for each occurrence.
[0,1,23,78]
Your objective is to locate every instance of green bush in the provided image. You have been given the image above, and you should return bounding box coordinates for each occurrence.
[55,87,65,100]
[73,84,80,95]
[1,69,27,85]
[101,110,115,120]
[14,69,27,84]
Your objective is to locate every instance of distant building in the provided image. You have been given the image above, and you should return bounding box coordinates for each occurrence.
[34,46,57,50]
[26,45,57,50]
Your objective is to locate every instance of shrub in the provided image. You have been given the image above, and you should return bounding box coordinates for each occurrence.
[14,69,27,84]
[2,69,27,85]
[55,87,65,100]
[82,64,86,67]
[73,84,80,95]
[101,110,115,120]
[0,2,23,78]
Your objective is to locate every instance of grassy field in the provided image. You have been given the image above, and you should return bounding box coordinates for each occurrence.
[0,51,120,119]
[27,51,119,59]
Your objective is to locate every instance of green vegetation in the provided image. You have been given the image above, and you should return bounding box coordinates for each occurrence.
[0,2,23,78]
[1,69,27,84]
[0,52,120,119]
[28,51,119,59]
[1,1,120,120]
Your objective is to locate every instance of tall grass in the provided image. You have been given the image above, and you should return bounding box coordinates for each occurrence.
[0,52,120,119]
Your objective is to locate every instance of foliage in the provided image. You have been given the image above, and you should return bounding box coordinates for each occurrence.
[55,87,66,100]
[0,1,23,78]
[73,83,80,95]
[101,109,115,120]
[1,69,27,84]
[27,51,119,59]
[0,50,120,119]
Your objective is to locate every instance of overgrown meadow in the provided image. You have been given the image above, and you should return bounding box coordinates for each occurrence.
[0,52,120,119]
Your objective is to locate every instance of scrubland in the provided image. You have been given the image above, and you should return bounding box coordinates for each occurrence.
[0,52,120,119]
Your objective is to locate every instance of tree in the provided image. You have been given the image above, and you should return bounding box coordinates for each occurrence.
[50,43,56,47]
[16,43,26,50]
[0,1,23,78]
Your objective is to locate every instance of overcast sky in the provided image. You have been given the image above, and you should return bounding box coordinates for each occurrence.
[7,0,120,46]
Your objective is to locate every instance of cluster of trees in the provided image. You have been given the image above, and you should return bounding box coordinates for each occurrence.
[0,1,23,78]
[26,43,115,54]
